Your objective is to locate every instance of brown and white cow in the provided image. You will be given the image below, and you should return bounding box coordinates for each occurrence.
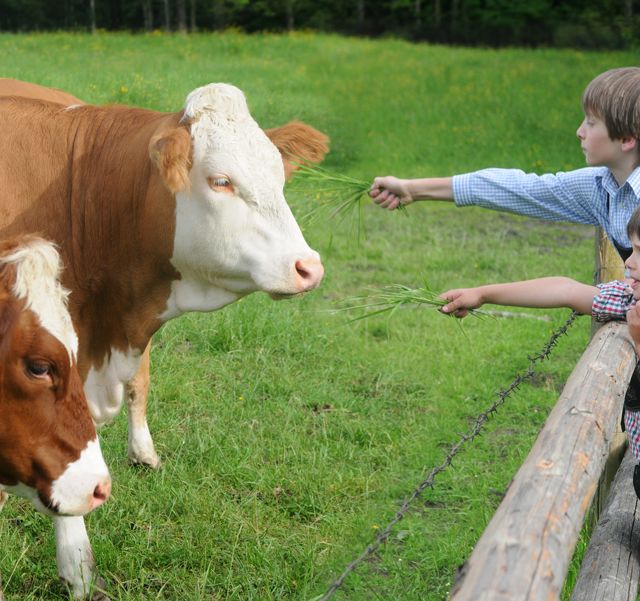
[0,79,327,597]
[0,235,111,598]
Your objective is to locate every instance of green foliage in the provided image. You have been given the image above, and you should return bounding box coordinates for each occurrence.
[0,32,635,600]
[0,0,638,49]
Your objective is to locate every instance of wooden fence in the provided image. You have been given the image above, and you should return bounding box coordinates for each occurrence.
[449,233,639,601]
[448,321,636,600]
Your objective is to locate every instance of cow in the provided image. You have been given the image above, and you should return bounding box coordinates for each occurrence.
[0,79,328,598]
[0,235,111,600]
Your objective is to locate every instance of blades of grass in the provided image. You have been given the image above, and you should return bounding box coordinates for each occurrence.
[337,283,483,322]
[289,162,407,235]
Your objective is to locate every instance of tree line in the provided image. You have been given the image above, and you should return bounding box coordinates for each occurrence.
[0,0,637,49]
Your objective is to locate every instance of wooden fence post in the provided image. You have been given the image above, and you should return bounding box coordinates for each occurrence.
[594,227,625,285]
[593,228,628,517]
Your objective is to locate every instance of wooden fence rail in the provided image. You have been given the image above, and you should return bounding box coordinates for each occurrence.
[569,447,640,601]
[448,321,636,601]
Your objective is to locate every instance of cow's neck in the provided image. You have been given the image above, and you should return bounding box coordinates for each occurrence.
[70,109,184,376]
[0,102,182,377]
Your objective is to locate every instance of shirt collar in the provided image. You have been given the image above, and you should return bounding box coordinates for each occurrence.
[625,166,640,197]
[598,166,640,197]
[595,168,618,197]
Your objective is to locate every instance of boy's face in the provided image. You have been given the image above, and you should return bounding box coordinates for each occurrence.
[625,233,640,298]
[576,113,625,168]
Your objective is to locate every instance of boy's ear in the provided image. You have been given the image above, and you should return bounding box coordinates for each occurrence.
[149,126,193,194]
[621,135,639,153]
[265,120,330,181]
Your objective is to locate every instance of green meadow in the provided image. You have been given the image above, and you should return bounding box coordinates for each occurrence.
[0,32,636,600]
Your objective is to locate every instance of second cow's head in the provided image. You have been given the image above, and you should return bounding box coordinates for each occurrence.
[149,84,328,312]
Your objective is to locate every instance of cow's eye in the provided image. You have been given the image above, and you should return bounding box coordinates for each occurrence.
[207,176,233,193]
[25,360,52,380]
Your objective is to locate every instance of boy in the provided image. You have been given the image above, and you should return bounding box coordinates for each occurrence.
[369,67,640,259]
[369,66,640,494]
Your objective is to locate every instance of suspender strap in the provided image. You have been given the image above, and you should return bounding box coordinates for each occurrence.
[606,193,632,260]
[614,241,632,261]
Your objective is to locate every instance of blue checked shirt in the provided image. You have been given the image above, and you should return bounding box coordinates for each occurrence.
[452,166,640,250]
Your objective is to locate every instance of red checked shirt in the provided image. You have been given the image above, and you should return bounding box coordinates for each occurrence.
[592,280,637,322]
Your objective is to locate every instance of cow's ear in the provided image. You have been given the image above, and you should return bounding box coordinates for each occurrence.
[149,127,192,194]
[265,120,329,181]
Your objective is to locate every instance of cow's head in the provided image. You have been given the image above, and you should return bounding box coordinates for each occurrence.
[0,237,111,516]
[150,83,328,313]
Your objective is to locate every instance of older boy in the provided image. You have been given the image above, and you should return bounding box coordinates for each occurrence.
[369,67,640,259]
[370,66,640,493]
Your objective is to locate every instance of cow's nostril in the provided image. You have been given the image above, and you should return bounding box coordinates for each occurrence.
[295,260,311,280]
[93,479,111,503]
[294,258,324,291]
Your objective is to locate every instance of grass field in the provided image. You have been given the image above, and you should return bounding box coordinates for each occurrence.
[0,31,636,600]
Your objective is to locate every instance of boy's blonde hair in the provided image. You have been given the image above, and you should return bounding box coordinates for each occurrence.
[582,67,640,141]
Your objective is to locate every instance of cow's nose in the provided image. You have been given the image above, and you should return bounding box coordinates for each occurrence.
[295,257,324,291]
[91,477,111,509]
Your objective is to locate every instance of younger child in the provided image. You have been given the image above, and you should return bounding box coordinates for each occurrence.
[438,207,640,495]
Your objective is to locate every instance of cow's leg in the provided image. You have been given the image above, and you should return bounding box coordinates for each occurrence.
[54,516,97,599]
[126,343,160,469]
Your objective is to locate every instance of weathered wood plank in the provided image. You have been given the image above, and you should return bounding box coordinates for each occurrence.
[449,321,636,601]
[592,229,628,514]
[570,448,640,601]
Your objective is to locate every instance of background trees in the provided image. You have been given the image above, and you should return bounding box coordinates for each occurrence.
[0,0,636,49]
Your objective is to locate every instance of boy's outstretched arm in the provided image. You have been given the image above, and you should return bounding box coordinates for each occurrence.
[369,176,454,210]
[439,277,599,318]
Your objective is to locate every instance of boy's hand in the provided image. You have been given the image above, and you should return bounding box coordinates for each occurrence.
[369,176,412,210]
[628,303,640,357]
[439,288,484,318]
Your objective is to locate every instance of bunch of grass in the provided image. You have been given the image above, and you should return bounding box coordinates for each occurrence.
[338,283,482,321]
[290,162,405,234]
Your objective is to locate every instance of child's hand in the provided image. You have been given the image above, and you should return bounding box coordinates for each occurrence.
[439,288,484,318]
[628,303,640,357]
[369,176,412,210]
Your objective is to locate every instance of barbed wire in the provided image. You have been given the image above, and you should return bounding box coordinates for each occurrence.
[314,311,580,601]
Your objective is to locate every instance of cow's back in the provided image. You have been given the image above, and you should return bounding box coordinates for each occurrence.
[0,78,83,105]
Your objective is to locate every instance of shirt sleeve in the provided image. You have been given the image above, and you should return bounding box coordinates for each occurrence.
[592,280,634,322]
[452,168,604,225]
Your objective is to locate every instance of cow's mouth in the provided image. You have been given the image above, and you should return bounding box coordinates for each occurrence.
[268,290,305,301]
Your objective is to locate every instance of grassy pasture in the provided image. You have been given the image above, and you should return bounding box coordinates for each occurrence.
[0,32,636,600]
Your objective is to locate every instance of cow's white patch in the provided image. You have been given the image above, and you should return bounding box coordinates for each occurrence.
[84,348,142,426]
[161,275,242,319]
[0,239,78,361]
[167,84,321,310]
[50,439,110,515]
[54,516,95,599]
[0,440,109,517]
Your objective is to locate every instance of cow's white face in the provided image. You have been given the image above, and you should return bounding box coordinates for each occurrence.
[161,84,323,317]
